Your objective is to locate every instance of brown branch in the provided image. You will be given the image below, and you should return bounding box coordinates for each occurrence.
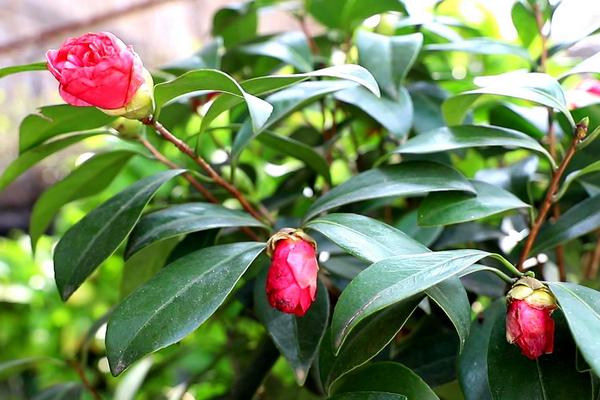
[139,137,262,241]
[0,0,185,55]
[68,360,100,400]
[585,232,600,280]
[518,121,588,270]
[141,117,272,225]
[297,15,319,56]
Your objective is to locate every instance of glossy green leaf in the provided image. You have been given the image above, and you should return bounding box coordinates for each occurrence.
[254,271,329,385]
[320,298,422,391]
[329,392,407,400]
[241,32,313,72]
[335,86,413,138]
[425,276,471,352]
[487,301,593,399]
[153,69,272,132]
[356,31,423,99]
[511,2,538,47]
[305,161,474,221]
[307,0,406,32]
[331,249,498,350]
[395,210,443,247]
[19,104,114,153]
[231,80,357,160]
[120,238,180,299]
[393,125,555,168]
[305,213,428,263]
[199,64,379,135]
[458,300,504,400]
[54,169,185,300]
[330,362,439,399]
[443,72,575,127]
[106,242,265,375]
[555,160,600,201]
[125,202,265,258]
[0,61,46,79]
[0,131,110,192]
[418,180,530,226]
[257,130,331,183]
[548,282,600,376]
[424,39,531,60]
[531,194,600,254]
[30,151,135,253]
[212,3,257,48]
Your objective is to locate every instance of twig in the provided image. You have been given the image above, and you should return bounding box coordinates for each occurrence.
[68,359,100,400]
[297,14,319,56]
[518,121,588,270]
[139,136,262,241]
[585,232,600,280]
[141,117,273,225]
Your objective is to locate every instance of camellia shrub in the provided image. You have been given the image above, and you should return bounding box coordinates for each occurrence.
[2,0,600,399]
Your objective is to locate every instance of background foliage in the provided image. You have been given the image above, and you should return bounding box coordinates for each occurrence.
[2,0,600,399]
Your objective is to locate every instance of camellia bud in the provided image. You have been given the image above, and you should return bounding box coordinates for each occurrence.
[506,277,557,359]
[265,228,319,316]
[46,32,154,119]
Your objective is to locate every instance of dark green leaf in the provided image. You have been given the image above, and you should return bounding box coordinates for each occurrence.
[0,61,46,79]
[232,80,357,159]
[54,169,184,300]
[305,213,428,263]
[307,0,406,32]
[554,160,600,201]
[19,105,114,153]
[418,180,530,226]
[425,276,471,351]
[200,65,380,134]
[395,210,443,247]
[241,32,313,72]
[330,362,439,399]
[125,202,265,258]
[335,86,413,138]
[443,72,574,127]
[487,301,593,399]
[320,298,421,391]
[458,300,504,400]
[254,271,329,384]
[356,31,423,99]
[153,69,272,132]
[393,125,555,168]
[0,131,110,192]
[511,2,538,47]
[332,249,498,350]
[30,150,135,252]
[257,130,331,183]
[212,3,257,48]
[120,238,180,299]
[532,194,600,254]
[106,242,265,375]
[305,161,474,221]
[548,282,600,376]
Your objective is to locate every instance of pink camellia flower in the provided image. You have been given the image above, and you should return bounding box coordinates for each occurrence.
[46,32,153,118]
[506,277,557,359]
[265,229,319,316]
